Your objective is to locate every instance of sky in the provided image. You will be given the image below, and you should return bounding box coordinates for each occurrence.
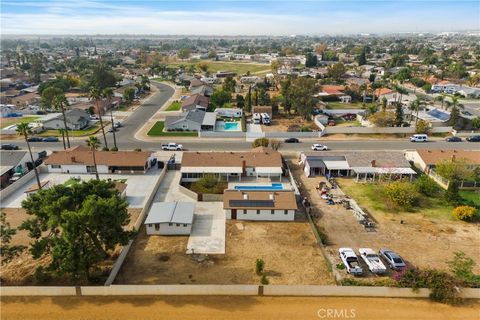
[1,0,479,35]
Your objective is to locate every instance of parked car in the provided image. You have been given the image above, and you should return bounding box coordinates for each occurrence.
[284,138,300,143]
[42,137,59,142]
[108,127,117,133]
[311,144,328,151]
[114,121,122,128]
[9,172,24,183]
[90,114,99,120]
[462,110,473,116]
[27,136,43,142]
[1,144,19,150]
[161,142,183,151]
[445,136,462,142]
[38,150,47,158]
[379,249,406,271]
[359,248,387,274]
[410,134,428,142]
[466,135,480,142]
[339,248,363,276]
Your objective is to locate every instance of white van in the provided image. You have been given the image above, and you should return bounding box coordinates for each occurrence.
[410,134,428,142]
[260,113,271,125]
[253,113,261,124]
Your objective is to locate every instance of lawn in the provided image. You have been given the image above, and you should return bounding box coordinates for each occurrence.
[460,190,480,207]
[167,60,271,75]
[166,101,182,111]
[338,178,455,220]
[0,116,40,129]
[39,122,107,137]
[147,121,198,137]
[325,102,374,110]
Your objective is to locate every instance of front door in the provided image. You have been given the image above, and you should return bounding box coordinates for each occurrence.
[231,209,237,220]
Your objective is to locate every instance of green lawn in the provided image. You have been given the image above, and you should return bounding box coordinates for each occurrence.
[39,122,107,137]
[460,190,480,207]
[1,116,40,129]
[147,121,198,137]
[167,60,271,75]
[325,102,374,110]
[166,101,182,111]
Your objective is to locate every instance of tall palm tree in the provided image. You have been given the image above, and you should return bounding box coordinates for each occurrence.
[16,123,41,189]
[435,93,446,110]
[86,136,101,180]
[103,88,117,150]
[52,93,71,148]
[448,96,464,127]
[89,87,108,149]
[58,128,67,150]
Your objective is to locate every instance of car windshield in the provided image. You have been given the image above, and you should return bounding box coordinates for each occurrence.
[393,258,403,263]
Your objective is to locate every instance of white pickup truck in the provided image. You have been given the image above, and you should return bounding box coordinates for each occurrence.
[359,248,387,274]
[161,142,183,151]
[339,248,363,276]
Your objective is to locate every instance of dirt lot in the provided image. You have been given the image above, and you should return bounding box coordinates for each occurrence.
[116,221,334,285]
[261,115,319,133]
[2,296,479,320]
[290,161,480,276]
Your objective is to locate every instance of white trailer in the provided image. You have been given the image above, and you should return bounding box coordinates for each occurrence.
[261,113,271,125]
[253,113,262,124]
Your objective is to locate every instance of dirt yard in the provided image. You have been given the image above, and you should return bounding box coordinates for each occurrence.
[290,161,480,275]
[261,115,319,133]
[116,221,334,285]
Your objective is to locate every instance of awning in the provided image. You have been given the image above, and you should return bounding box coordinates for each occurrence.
[353,167,417,175]
[323,160,350,170]
[255,167,283,174]
[202,112,217,127]
[181,166,243,173]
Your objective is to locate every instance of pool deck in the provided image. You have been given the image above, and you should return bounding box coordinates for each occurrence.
[227,181,293,191]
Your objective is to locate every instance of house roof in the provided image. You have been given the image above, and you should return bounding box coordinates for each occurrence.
[303,151,411,169]
[375,88,395,96]
[321,85,345,95]
[181,94,209,109]
[44,145,151,167]
[191,85,213,96]
[416,149,480,166]
[45,108,90,125]
[0,151,27,167]
[145,202,194,225]
[189,78,206,88]
[181,148,283,169]
[223,190,297,210]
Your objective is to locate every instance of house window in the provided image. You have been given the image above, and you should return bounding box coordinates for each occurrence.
[271,210,275,214]
[169,223,173,226]
[176,223,180,227]
[86,166,96,173]
[51,165,61,169]
[183,224,188,227]
[155,224,160,230]
[284,210,288,215]
[257,210,260,215]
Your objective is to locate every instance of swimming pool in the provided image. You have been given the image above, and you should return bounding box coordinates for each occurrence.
[224,122,240,131]
[234,183,284,191]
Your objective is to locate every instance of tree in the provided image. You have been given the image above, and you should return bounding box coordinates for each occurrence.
[210,89,231,109]
[15,123,41,190]
[86,136,101,180]
[177,48,191,60]
[445,179,461,204]
[448,251,480,287]
[0,212,25,265]
[394,103,404,127]
[472,117,480,130]
[448,96,464,127]
[89,87,108,149]
[123,87,135,105]
[208,50,217,59]
[452,206,477,222]
[436,157,473,204]
[197,62,208,73]
[415,119,431,134]
[29,53,44,83]
[139,75,150,91]
[252,138,269,148]
[381,97,388,112]
[327,62,346,81]
[384,181,419,211]
[357,48,367,66]
[52,93,71,148]
[89,63,117,90]
[222,77,236,94]
[20,180,133,280]
[58,128,67,150]
[236,94,245,108]
[414,175,440,196]
[245,86,252,113]
[368,111,396,127]
[305,52,318,68]
[270,139,281,151]
[103,88,117,150]
[41,86,63,110]
[255,258,265,275]
[288,78,318,120]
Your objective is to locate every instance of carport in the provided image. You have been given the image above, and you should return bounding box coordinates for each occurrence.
[323,159,351,177]
[353,167,417,182]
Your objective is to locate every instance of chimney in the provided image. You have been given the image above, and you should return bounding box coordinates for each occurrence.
[371,160,376,167]
[71,156,75,162]
[243,193,248,200]
[269,193,275,201]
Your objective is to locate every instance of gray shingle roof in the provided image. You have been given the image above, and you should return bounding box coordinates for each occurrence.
[0,151,27,167]
[145,202,194,225]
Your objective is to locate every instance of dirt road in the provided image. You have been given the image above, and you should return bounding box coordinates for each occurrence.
[2,296,479,320]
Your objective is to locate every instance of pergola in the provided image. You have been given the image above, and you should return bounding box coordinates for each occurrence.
[353,167,417,182]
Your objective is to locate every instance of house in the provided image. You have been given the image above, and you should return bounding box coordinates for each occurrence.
[44,145,154,174]
[181,94,210,112]
[190,84,213,97]
[317,85,346,97]
[165,109,217,132]
[181,147,283,182]
[251,106,273,118]
[144,202,194,235]
[0,104,16,117]
[215,108,243,118]
[300,151,416,181]
[0,151,32,188]
[43,108,90,130]
[188,78,206,89]
[223,190,297,221]
[10,92,41,107]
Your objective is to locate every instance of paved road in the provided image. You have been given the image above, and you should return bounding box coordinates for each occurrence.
[2,296,478,320]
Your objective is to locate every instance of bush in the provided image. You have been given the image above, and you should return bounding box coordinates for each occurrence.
[102,147,109,151]
[134,148,142,152]
[190,174,227,194]
[336,263,346,270]
[110,146,118,151]
[452,206,477,221]
[260,273,269,285]
[255,258,265,275]
[252,137,269,148]
[414,175,440,196]
[384,181,420,210]
[448,251,480,287]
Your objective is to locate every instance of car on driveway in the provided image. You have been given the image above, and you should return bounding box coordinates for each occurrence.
[379,249,406,271]
[42,137,59,142]
[1,144,19,150]
[311,144,328,151]
[27,136,43,142]
[339,248,363,276]
[284,138,299,143]
[359,248,387,274]
[445,136,462,142]
[466,135,480,142]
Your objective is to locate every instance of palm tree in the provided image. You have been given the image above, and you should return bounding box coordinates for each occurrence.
[86,136,101,180]
[58,128,67,150]
[89,87,108,149]
[449,96,464,127]
[435,93,447,110]
[52,93,71,148]
[103,88,117,150]
[16,123,41,189]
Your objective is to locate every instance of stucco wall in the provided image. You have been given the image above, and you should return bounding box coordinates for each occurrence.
[146,223,192,235]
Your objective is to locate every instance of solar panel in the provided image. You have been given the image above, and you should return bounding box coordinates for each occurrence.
[229,200,274,207]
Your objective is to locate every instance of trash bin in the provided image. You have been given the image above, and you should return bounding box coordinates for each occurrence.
[157,161,164,169]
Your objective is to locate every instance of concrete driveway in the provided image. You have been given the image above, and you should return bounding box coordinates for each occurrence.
[187,202,225,255]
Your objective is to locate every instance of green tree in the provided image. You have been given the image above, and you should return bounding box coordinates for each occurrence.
[222,77,236,94]
[394,102,404,127]
[448,96,464,127]
[89,87,108,149]
[357,48,367,66]
[305,52,318,68]
[252,138,269,148]
[255,258,265,275]
[236,94,245,108]
[289,78,318,120]
[41,86,63,110]
[86,136,101,180]
[471,117,480,130]
[123,87,135,105]
[52,93,71,148]
[177,48,192,60]
[0,212,25,265]
[210,89,231,109]
[20,180,133,281]
[15,123,40,191]
[89,63,118,90]
[327,62,346,81]
[384,181,419,210]
[415,119,431,134]
[448,251,480,286]
[140,75,150,91]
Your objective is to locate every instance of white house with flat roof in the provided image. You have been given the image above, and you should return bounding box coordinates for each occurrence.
[144,202,194,235]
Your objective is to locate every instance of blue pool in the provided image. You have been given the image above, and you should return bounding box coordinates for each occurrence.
[224,122,240,131]
[234,183,284,191]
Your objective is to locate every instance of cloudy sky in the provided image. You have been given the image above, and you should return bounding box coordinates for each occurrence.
[1,0,479,35]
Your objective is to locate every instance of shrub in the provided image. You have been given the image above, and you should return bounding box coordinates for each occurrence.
[260,273,269,285]
[255,258,265,275]
[384,181,420,210]
[134,148,142,152]
[110,146,118,151]
[191,174,227,194]
[448,251,480,287]
[336,263,346,270]
[252,137,269,148]
[414,175,440,196]
[102,147,109,151]
[415,119,431,134]
[452,206,477,221]
[445,180,461,204]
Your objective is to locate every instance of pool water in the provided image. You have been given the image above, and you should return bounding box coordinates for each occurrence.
[224,122,240,131]
[234,183,284,191]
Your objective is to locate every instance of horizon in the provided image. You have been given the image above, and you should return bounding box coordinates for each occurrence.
[1,0,479,36]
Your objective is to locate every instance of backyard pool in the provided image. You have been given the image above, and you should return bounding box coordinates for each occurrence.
[234,183,284,191]
[224,122,240,131]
